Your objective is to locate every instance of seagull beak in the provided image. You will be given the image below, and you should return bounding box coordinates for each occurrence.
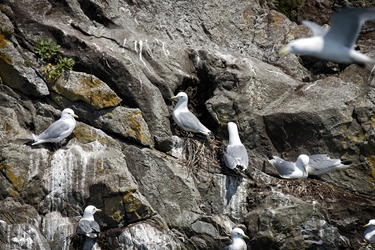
[171,95,178,101]
[243,234,250,240]
[96,209,102,212]
[364,224,370,228]
[74,114,79,118]
[279,46,290,55]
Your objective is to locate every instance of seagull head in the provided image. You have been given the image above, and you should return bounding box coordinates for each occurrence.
[62,108,78,119]
[296,154,310,172]
[280,38,323,56]
[227,122,241,145]
[227,122,238,132]
[364,219,375,228]
[83,205,102,219]
[171,92,188,102]
[231,228,249,240]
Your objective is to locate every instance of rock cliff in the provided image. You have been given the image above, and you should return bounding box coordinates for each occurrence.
[1,0,375,249]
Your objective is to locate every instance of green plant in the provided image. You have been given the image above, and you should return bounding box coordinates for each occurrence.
[34,38,60,61]
[42,57,76,81]
[35,38,76,81]
[24,61,32,67]
[43,63,61,81]
[58,56,75,70]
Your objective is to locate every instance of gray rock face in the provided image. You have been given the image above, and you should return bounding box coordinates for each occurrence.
[1,0,375,249]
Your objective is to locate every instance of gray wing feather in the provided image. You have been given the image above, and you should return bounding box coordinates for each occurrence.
[302,20,328,37]
[269,157,296,177]
[325,8,375,47]
[175,111,209,133]
[308,154,342,170]
[77,220,100,235]
[224,145,248,169]
[37,120,70,140]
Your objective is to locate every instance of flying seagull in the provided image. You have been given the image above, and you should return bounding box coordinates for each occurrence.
[364,219,375,243]
[76,205,102,250]
[268,154,309,179]
[32,108,78,145]
[224,122,248,171]
[280,8,375,65]
[171,92,212,136]
[306,154,350,175]
[222,228,249,250]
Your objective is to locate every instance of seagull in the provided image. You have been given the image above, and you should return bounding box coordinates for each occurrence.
[224,122,248,171]
[171,92,212,136]
[32,108,78,145]
[222,228,249,250]
[268,154,309,179]
[280,8,375,65]
[306,154,350,175]
[364,219,375,243]
[76,205,102,250]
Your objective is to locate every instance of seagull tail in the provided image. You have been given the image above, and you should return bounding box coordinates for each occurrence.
[82,237,96,250]
[25,134,38,146]
[207,130,215,139]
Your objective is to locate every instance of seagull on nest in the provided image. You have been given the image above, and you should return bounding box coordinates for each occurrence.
[268,154,309,179]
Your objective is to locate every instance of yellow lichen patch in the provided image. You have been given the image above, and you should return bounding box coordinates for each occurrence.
[0,163,24,195]
[366,155,375,187]
[268,11,285,28]
[77,76,122,109]
[125,112,151,145]
[111,210,123,222]
[123,188,151,221]
[1,121,12,131]
[0,52,12,65]
[0,32,8,48]
[72,126,117,146]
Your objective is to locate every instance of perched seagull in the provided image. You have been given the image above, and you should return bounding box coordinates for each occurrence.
[268,155,309,179]
[32,108,78,145]
[363,219,375,243]
[224,122,248,171]
[280,8,375,65]
[76,205,102,250]
[171,92,212,136]
[306,154,350,175]
[222,228,249,250]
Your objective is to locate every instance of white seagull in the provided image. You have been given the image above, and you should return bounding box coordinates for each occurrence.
[268,154,309,179]
[280,8,375,65]
[364,219,375,243]
[224,122,248,171]
[222,228,249,250]
[171,92,212,136]
[32,108,78,145]
[306,154,350,175]
[76,205,102,250]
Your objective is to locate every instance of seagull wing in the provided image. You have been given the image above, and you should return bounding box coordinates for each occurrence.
[302,20,328,37]
[175,111,210,134]
[325,8,375,47]
[36,119,70,140]
[269,156,296,178]
[308,154,343,171]
[224,145,249,169]
[77,220,100,237]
